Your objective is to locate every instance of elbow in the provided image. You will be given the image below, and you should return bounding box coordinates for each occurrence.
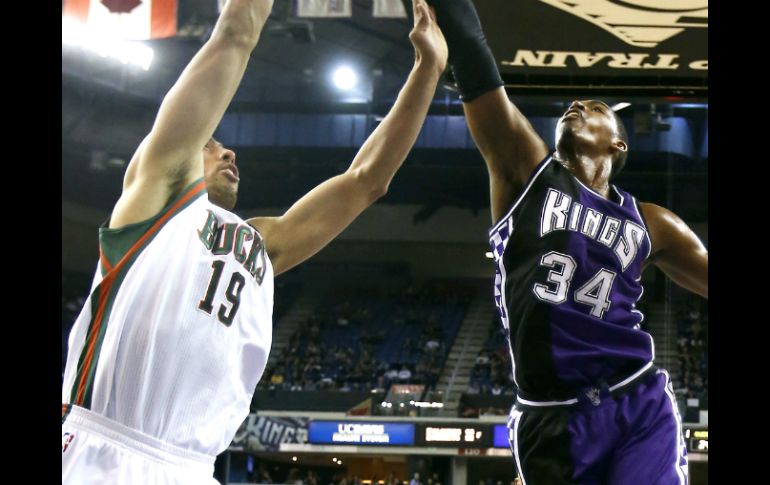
[350,167,389,205]
[369,182,389,202]
[215,25,260,50]
[214,8,266,50]
[365,180,389,205]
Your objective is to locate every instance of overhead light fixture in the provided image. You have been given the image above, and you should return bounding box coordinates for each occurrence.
[611,102,631,112]
[332,65,358,90]
[62,17,154,71]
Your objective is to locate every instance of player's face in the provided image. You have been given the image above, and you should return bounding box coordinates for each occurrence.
[203,138,239,210]
[555,99,617,153]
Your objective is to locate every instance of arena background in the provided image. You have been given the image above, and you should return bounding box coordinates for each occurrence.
[62,1,708,483]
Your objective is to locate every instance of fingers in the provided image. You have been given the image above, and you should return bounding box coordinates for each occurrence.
[413,0,430,29]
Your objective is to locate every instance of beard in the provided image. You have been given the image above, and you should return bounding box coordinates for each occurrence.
[208,181,238,210]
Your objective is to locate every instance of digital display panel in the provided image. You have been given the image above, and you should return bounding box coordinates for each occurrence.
[308,421,415,446]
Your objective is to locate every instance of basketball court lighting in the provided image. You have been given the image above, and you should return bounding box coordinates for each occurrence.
[332,65,358,90]
[62,16,154,71]
[611,102,631,111]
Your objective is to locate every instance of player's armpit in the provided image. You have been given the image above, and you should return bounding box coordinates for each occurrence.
[642,202,708,299]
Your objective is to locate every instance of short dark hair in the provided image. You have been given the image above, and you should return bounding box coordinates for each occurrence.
[610,110,628,179]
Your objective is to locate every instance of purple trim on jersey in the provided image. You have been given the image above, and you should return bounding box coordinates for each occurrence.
[630,195,654,262]
[547,180,653,387]
[490,218,512,331]
[490,217,519,387]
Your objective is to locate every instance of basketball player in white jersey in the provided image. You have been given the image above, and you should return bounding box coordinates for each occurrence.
[61,0,448,483]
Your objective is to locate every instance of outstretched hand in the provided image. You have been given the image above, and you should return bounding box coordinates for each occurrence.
[408,0,448,75]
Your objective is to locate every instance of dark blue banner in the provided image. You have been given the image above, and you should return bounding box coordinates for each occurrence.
[308,421,415,446]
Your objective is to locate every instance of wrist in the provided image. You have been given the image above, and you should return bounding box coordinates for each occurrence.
[413,57,445,81]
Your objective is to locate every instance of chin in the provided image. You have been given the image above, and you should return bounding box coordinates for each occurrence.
[556,127,579,146]
[208,191,237,210]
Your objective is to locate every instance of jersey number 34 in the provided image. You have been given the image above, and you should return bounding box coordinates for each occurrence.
[533,251,617,319]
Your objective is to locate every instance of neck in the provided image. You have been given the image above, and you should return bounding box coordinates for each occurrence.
[554,149,613,197]
[208,193,236,211]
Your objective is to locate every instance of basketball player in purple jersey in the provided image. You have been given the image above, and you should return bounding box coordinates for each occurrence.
[427,1,707,483]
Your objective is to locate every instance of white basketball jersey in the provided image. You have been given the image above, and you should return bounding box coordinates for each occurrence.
[62,178,274,456]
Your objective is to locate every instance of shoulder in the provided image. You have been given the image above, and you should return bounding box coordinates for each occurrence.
[638,202,691,259]
[638,202,685,231]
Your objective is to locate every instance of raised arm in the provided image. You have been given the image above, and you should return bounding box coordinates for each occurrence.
[428,0,548,222]
[641,202,708,299]
[109,0,274,229]
[248,0,447,276]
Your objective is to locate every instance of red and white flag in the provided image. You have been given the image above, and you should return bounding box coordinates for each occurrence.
[62,0,177,40]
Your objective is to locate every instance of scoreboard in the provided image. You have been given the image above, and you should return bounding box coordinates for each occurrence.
[308,421,415,446]
[684,427,708,454]
[299,420,706,455]
[416,424,492,448]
